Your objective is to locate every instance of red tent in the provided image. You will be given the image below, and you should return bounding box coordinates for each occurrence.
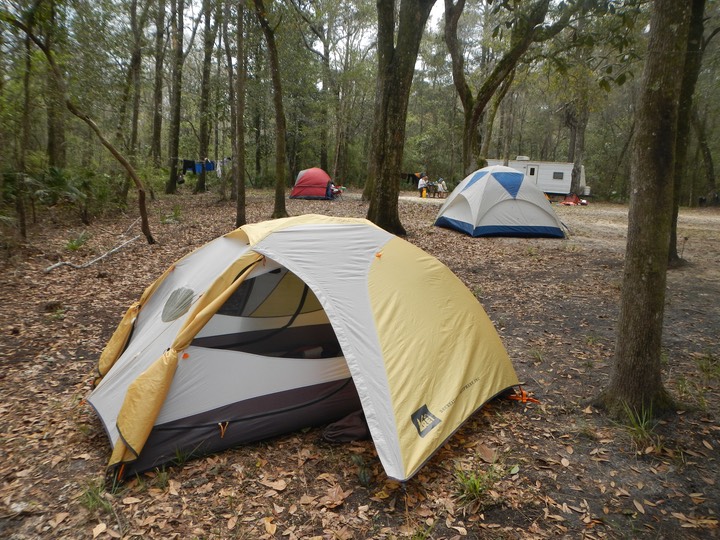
[560,193,587,206]
[290,168,334,200]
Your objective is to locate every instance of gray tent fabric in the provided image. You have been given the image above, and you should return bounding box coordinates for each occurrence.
[322,410,370,442]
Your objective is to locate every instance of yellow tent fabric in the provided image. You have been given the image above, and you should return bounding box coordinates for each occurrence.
[370,237,518,478]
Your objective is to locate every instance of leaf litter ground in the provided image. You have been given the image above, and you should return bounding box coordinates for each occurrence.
[0,189,718,539]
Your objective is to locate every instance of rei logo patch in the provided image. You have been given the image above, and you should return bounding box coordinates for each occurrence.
[411,405,441,437]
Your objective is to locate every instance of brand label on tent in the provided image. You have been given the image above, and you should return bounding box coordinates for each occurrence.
[411,405,441,438]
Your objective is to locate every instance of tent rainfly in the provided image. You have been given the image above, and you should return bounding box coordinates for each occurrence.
[87,215,518,481]
[435,165,566,238]
[289,167,335,200]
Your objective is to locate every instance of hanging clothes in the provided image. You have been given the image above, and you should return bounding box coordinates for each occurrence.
[182,160,195,174]
[195,162,203,174]
[205,160,215,172]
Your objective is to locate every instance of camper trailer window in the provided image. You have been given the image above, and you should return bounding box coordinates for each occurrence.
[553,172,564,180]
[529,167,536,175]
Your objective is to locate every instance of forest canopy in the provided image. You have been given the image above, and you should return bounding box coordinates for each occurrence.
[0,0,718,231]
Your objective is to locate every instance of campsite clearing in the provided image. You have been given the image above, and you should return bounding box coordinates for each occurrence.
[1,190,718,539]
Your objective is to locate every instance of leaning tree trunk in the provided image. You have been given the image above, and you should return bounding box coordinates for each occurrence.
[597,0,691,416]
[669,0,705,262]
[364,0,436,236]
[254,0,288,219]
[8,16,156,244]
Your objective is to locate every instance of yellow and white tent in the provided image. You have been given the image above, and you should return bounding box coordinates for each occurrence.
[87,214,518,481]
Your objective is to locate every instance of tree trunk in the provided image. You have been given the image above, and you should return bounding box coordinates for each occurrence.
[235,0,247,227]
[570,100,589,195]
[0,28,5,189]
[365,0,436,236]
[17,33,33,239]
[46,1,67,169]
[166,0,185,194]
[121,0,150,202]
[222,2,237,202]
[194,0,218,194]
[669,0,706,262]
[480,71,514,161]
[319,39,330,172]
[445,0,574,172]
[45,1,66,169]
[149,0,165,167]
[254,0,288,219]
[597,0,691,417]
[691,106,717,199]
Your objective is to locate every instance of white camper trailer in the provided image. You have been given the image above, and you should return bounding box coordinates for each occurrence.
[486,157,590,196]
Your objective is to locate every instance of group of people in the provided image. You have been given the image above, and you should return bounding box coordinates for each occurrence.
[417,173,447,198]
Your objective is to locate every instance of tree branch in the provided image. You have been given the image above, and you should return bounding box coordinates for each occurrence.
[44,235,141,273]
[2,10,156,244]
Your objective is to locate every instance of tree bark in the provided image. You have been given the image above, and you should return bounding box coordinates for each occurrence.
[597,0,691,416]
[691,106,717,198]
[235,0,247,227]
[364,0,436,236]
[17,33,32,239]
[149,0,166,167]
[0,28,5,194]
[45,0,66,169]
[669,0,706,261]
[165,0,185,194]
[253,0,288,219]
[194,0,219,194]
[480,71,514,160]
[222,1,237,202]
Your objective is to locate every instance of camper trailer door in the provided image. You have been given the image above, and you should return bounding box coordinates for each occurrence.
[526,163,540,186]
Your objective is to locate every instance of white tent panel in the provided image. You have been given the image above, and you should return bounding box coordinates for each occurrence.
[156,347,351,425]
[251,222,405,477]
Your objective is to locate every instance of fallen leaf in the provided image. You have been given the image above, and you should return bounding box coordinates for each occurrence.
[49,512,70,528]
[319,485,353,509]
[92,523,107,538]
[633,500,645,514]
[263,517,277,534]
[259,478,287,491]
[477,443,496,463]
